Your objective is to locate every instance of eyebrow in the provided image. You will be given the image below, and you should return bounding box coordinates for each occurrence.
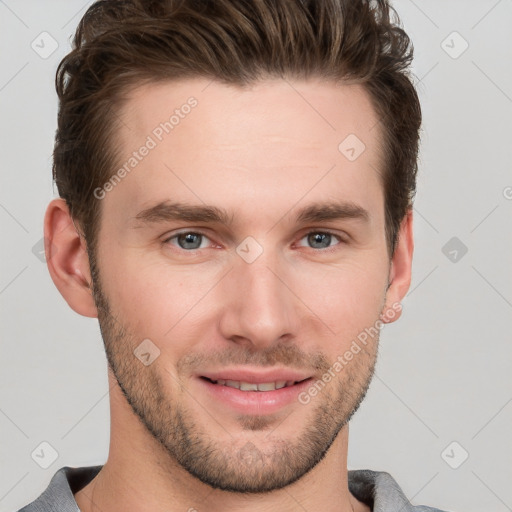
[133,200,370,227]
[134,201,233,225]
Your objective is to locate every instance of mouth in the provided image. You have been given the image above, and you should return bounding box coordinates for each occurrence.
[200,376,310,391]
[195,372,314,415]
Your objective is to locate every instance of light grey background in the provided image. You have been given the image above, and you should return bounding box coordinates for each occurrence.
[1,1,511,511]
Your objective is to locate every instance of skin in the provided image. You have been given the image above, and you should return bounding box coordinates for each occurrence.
[45,77,413,512]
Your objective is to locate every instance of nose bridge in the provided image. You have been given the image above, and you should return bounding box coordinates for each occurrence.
[219,248,297,347]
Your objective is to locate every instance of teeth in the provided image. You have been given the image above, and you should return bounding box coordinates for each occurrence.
[240,381,259,391]
[211,379,298,391]
[257,382,277,391]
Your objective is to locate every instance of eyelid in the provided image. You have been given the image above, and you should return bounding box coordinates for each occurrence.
[162,229,214,246]
[295,229,347,249]
[298,226,349,240]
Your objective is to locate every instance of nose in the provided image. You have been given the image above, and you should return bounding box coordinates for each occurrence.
[217,251,299,350]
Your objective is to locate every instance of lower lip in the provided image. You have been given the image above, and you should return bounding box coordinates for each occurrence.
[197,377,313,415]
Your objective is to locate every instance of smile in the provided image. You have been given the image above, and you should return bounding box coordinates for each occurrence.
[203,377,306,391]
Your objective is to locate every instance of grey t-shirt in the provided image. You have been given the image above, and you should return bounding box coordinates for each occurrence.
[16,465,449,512]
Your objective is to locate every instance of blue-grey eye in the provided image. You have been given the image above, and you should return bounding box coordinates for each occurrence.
[298,232,341,250]
[172,232,207,250]
[308,232,332,249]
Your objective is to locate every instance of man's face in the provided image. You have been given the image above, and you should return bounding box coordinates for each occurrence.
[92,78,395,492]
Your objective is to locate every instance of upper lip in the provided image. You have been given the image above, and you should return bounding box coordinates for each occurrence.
[199,368,313,384]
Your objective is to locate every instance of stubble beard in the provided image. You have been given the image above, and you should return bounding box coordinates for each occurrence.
[90,262,379,493]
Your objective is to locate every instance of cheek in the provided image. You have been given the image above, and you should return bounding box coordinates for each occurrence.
[290,258,388,337]
[98,236,389,354]
[103,256,223,341]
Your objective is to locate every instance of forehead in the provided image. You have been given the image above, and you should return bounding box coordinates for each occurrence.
[122,77,381,151]
[106,77,384,224]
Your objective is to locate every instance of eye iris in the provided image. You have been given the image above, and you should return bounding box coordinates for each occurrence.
[178,233,202,249]
[308,232,331,249]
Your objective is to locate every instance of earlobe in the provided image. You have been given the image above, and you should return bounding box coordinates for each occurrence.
[44,198,98,318]
[381,209,414,324]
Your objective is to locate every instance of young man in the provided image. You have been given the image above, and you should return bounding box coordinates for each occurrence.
[18,1,448,511]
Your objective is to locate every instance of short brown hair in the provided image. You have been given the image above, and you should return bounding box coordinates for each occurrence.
[54,0,421,258]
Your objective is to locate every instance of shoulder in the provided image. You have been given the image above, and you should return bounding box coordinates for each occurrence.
[348,469,452,512]
[15,466,102,512]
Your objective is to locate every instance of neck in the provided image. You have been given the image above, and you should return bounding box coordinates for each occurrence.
[74,373,369,512]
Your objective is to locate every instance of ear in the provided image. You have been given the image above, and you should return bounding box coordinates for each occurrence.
[380,209,414,324]
[44,198,98,318]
